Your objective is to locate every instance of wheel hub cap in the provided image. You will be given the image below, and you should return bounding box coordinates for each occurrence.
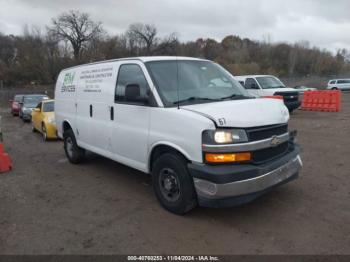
[159,168,180,202]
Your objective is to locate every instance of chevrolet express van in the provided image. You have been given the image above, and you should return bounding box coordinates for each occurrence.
[55,57,302,214]
[235,75,301,112]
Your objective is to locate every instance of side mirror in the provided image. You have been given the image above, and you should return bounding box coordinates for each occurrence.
[125,84,148,104]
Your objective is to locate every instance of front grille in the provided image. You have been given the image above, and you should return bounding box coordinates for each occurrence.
[252,142,289,163]
[246,124,288,142]
[274,92,299,102]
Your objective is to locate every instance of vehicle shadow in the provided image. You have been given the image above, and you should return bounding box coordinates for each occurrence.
[79,151,298,220]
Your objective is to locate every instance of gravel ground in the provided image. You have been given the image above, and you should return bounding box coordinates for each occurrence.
[0,94,349,255]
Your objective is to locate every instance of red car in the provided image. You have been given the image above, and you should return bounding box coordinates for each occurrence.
[9,95,24,116]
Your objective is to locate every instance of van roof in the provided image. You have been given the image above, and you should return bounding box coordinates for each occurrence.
[61,56,208,71]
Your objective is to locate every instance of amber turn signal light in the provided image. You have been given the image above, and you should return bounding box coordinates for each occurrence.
[205,152,251,163]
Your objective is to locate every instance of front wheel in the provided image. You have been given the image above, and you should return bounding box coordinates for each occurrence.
[42,123,47,141]
[332,87,338,90]
[152,153,197,215]
[63,129,85,164]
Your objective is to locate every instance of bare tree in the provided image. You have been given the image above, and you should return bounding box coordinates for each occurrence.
[127,23,158,55]
[48,10,104,60]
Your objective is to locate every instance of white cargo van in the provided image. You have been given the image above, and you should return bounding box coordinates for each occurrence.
[235,75,301,112]
[55,57,302,214]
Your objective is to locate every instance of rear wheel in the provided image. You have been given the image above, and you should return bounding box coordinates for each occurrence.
[63,129,85,164]
[332,87,338,90]
[152,153,197,214]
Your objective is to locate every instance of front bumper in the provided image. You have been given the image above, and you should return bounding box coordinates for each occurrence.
[188,147,302,208]
[22,112,32,120]
[285,101,301,111]
[11,108,20,115]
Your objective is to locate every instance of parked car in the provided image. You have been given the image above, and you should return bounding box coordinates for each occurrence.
[19,94,49,122]
[235,75,301,112]
[293,86,317,92]
[9,94,24,116]
[327,79,350,91]
[31,99,57,141]
[55,57,302,214]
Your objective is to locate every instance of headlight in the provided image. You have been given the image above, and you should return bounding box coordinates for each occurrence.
[202,129,248,145]
[48,117,55,124]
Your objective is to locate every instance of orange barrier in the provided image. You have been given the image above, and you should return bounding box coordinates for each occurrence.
[301,90,341,112]
[0,117,12,173]
[262,95,284,100]
[0,143,12,173]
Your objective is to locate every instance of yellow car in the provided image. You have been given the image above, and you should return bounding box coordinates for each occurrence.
[31,99,57,141]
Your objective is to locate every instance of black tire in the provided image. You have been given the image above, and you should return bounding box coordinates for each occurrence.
[63,129,85,164]
[42,123,47,141]
[152,153,197,214]
[31,124,37,132]
[332,87,338,90]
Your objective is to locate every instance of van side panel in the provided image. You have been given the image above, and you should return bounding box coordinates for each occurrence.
[148,108,215,171]
[55,69,79,138]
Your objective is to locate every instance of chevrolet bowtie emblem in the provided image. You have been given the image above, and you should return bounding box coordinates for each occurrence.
[270,136,282,146]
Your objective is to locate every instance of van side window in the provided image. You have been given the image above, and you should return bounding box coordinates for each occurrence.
[245,78,259,89]
[330,81,336,84]
[337,80,350,84]
[115,64,149,104]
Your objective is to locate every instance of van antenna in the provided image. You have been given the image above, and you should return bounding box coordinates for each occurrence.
[176,56,180,110]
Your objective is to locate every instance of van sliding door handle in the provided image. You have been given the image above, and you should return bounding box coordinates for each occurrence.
[110,106,114,120]
[89,105,93,117]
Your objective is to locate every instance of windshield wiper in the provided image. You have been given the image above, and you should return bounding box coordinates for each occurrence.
[219,94,252,100]
[174,97,217,105]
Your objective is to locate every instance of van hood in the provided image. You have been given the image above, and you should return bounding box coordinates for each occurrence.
[182,99,289,128]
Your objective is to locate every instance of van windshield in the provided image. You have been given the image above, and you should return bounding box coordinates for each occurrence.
[146,60,250,106]
[256,76,286,89]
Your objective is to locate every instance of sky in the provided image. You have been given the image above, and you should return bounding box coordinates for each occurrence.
[0,0,350,53]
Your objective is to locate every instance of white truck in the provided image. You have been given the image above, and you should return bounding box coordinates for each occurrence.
[235,75,301,112]
[55,57,302,214]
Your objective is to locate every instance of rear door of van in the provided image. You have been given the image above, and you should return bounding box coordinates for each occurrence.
[55,69,79,138]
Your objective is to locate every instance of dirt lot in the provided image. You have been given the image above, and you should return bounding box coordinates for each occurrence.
[0,94,349,255]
